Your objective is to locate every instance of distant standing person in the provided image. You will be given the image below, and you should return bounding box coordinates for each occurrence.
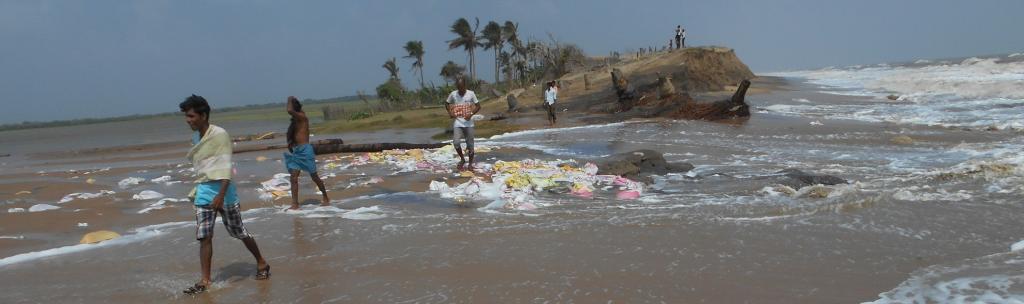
[179,95,270,295]
[675,25,683,49]
[284,96,330,210]
[445,78,481,170]
[544,81,558,126]
[680,27,686,48]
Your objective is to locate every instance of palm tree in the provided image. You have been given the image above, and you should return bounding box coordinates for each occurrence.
[481,21,503,85]
[439,60,465,86]
[499,51,512,84]
[382,57,399,80]
[447,17,483,81]
[502,22,524,68]
[403,41,425,88]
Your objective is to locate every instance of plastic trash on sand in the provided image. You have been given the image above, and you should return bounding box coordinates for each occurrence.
[80,230,120,244]
[258,173,292,200]
[29,204,60,212]
[118,177,146,188]
[616,190,641,200]
[132,190,165,200]
[59,190,116,204]
[338,146,647,212]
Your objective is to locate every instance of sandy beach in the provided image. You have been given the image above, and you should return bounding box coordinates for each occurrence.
[4,47,1024,303]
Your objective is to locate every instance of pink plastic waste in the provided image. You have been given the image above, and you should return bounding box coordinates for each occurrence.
[616,190,640,200]
[571,188,594,198]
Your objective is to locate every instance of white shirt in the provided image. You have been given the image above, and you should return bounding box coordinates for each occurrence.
[676,28,682,36]
[446,90,480,128]
[544,88,557,105]
[681,30,686,38]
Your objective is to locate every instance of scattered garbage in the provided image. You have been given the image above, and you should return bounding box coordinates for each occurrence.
[137,198,189,214]
[258,173,292,201]
[118,177,146,188]
[80,230,120,244]
[58,190,116,204]
[1012,240,1024,252]
[28,204,60,212]
[7,208,26,213]
[272,145,647,211]
[132,190,165,201]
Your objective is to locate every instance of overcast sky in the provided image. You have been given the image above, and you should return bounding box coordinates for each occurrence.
[2,0,1022,123]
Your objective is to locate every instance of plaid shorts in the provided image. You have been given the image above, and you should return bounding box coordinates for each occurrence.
[194,204,251,240]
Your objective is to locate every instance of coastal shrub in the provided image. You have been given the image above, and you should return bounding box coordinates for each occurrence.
[349,111,372,120]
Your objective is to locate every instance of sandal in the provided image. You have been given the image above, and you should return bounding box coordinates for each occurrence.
[256,265,271,280]
[183,283,208,295]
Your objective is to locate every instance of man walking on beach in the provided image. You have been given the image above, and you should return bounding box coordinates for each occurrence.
[544,81,558,126]
[284,96,330,210]
[445,78,481,170]
[179,95,269,295]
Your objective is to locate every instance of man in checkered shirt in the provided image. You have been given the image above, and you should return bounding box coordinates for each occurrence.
[444,78,482,170]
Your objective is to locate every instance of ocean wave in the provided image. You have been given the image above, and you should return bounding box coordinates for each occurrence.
[0,221,190,268]
[764,57,1024,129]
[869,251,1024,303]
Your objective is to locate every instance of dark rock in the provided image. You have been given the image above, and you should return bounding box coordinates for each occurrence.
[507,95,519,112]
[598,150,694,182]
[775,169,847,189]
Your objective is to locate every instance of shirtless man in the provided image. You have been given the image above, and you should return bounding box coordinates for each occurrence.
[284,96,329,209]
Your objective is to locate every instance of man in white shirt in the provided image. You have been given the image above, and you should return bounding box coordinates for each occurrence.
[445,78,481,170]
[680,27,686,48]
[544,81,558,126]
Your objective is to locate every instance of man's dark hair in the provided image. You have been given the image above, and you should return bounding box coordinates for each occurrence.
[179,94,211,118]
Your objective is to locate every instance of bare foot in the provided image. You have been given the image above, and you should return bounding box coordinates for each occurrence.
[466,163,475,171]
[457,160,466,171]
[288,204,300,210]
[320,196,330,206]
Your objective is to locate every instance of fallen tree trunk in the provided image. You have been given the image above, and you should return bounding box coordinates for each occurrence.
[667,79,751,120]
[313,142,447,155]
[233,138,446,155]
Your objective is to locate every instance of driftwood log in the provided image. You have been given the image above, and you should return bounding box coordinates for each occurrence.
[313,142,446,155]
[233,138,446,155]
[611,68,638,103]
[667,79,751,120]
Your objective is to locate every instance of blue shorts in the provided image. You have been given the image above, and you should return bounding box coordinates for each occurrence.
[284,143,317,173]
[193,181,239,206]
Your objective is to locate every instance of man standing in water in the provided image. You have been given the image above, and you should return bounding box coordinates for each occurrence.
[179,95,269,295]
[445,78,481,170]
[285,96,330,210]
[545,81,558,126]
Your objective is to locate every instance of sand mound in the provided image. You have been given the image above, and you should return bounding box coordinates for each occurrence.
[614,46,755,92]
